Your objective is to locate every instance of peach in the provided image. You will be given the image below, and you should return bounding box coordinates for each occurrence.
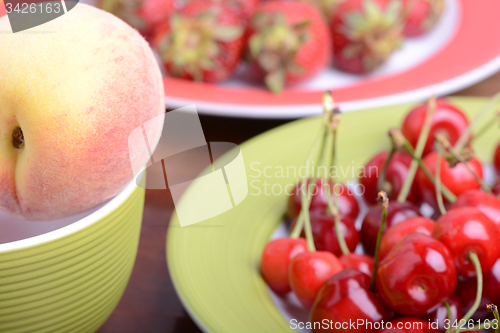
[0,4,165,220]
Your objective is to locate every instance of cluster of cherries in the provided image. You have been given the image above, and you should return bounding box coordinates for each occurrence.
[261,92,500,332]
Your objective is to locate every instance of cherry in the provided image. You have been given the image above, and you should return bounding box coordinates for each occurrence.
[359,150,420,206]
[288,251,343,309]
[494,140,500,174]
[450,190,500,230]
[287,179,359,222]
[360,201,421,255]
[493,179,500,196]
[433,207,500,277]
[422,294,462,333]
[339,253,374,277]
[379,216,435,261]
[417,152,483,209]
[260,237,308,293]
[310,269,393,333]
[292,211,359,256]
[401,99,469,157]
[378,318,438,333]
[376,233,457,317]
[456,259,500,320]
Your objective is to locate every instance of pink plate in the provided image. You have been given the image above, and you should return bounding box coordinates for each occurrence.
[162,0,500,118]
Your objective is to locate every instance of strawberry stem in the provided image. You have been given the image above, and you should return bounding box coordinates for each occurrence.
[397,96,436,203]
[370,191,389,291]
[460,251,483,323]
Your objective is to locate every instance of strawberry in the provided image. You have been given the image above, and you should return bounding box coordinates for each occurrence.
[182,0,260,22]
[154,1,245,83]
[331,0,404,74]
[402,0,445,37]
[99,0,175,41]
[246,1,330,94]
[299,0,343,22]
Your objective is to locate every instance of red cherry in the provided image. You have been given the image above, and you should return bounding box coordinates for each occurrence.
[310,269,393,333]
[379,217,435,261]
[378,318,438,333]
[492,179,500,196]
[494,140,500,174]
[456,258,500,320]
[260,238,308,293]
[359,150,420,206]
[376,233,457,317]
[289,251,343,309]
[287,179,359,221]
[401,99,469,157]
[433,207,500,277]
[339,253,374,277]
[360,202,421,255]
[422,294,462,333]
[417,152,483,209]
[450,190,500,230]
[292,211,359,256]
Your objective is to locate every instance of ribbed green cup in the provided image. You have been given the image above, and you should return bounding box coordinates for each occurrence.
[0,175,146,333]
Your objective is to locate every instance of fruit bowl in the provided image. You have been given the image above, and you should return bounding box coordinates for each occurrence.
[166,97,500,333]
[0,173,146,332]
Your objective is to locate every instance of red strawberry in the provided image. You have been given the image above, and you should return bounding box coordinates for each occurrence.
[154,1,245,83]
[299,0,343,22]
[99,0,175,41]
[402,0,445,37]
[331,0,404,74]
[183,0,260,22]
[247,1,330,93]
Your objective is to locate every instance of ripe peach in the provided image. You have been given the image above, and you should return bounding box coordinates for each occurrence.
[0,4,165,220]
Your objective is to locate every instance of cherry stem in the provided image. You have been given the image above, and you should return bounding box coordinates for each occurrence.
[370,191,389,291]
[454,91,500,153]
[436,134,492,194]
[494,309,500,333]
[290,91,333,249]
[486,304,500,333]
[460,323,487,333]
[377,146,395,195]
[390,129,457,202]
[460,251,483,323]
[435,144,447,215]
[290,124,328,239]
[323,110,350,255]
[443,300,452,322]
[397,96,437,203]
[469,111,500,144]
[301,200,316,252]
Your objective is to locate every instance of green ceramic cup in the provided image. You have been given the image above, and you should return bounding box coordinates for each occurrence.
[0,175,146,332]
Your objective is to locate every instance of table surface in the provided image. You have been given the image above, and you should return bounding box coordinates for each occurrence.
[97,71,500,333]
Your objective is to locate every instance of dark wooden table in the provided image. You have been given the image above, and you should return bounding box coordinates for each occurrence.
[97,72,500,333]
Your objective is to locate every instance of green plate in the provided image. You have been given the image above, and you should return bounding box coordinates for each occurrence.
[167,97,499,333]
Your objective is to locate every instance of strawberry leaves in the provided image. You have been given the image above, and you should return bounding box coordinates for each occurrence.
[248,12,312,93]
